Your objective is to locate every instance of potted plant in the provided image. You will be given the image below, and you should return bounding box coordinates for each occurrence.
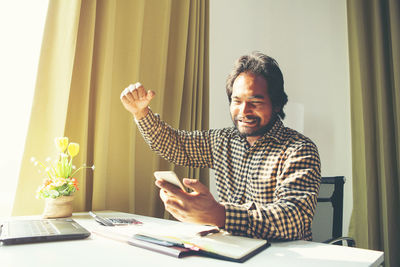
[33,137,94,218]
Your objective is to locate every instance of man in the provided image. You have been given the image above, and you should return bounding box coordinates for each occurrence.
[120,52,321,241]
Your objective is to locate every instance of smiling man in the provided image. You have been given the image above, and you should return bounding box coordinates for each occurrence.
[120,52,321,241]
[230,72,274,145]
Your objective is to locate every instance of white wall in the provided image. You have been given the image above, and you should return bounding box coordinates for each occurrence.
[209,0,352,235]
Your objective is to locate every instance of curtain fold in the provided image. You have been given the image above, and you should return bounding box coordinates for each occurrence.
[12,0,84,215]
[347,0,400,266]
[13,0,209,221]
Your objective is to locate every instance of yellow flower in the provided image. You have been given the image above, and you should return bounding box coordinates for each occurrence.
[68,142,80,158]
[55,137,69,153]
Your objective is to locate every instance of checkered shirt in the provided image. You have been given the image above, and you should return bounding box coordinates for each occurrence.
[136,109,321,241]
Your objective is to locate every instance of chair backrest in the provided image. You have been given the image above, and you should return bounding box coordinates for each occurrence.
[312,176,345,242]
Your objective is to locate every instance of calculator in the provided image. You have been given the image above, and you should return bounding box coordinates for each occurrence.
[89,211,143,226]
[107,217,142,225]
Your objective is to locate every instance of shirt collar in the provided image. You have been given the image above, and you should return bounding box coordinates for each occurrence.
[262,118,285,144]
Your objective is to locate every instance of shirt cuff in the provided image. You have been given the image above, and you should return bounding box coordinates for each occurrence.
[223,203,251,235]
[134,108,158,132]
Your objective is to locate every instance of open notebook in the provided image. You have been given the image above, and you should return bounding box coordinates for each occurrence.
[93,221,269,263]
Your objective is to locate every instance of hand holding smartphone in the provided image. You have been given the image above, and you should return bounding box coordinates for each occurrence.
[154,171,187,192]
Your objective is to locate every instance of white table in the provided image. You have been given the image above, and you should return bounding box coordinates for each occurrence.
[1,211,384,267]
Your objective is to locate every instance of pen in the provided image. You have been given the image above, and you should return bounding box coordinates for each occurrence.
[197,228,219,237]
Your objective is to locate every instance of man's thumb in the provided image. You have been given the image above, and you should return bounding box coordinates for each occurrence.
[183,178,208,193]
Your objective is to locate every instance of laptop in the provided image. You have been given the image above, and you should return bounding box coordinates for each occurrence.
[0,218,91,245]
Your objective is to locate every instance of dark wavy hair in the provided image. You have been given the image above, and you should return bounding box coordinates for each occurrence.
[226,52,288,119]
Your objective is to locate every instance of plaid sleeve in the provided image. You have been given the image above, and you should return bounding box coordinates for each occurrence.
[223,141,321,240]
[135,109,213,168]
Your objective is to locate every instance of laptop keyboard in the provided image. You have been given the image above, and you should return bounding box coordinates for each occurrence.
[31,221,57,235]
[11,220,58,237]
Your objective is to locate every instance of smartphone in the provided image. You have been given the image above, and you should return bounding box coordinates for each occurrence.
[154,171,186,192]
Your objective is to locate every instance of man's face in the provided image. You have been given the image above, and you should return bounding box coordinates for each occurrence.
[230,72,274,142]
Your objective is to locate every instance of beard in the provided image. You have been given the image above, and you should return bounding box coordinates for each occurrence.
[232,114,277,138]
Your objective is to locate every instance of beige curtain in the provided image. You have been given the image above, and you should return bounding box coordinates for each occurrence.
[13,0,209,219]
[347,0,399,266]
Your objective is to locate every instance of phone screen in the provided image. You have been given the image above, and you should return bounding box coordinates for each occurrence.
[154,171,186,192]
